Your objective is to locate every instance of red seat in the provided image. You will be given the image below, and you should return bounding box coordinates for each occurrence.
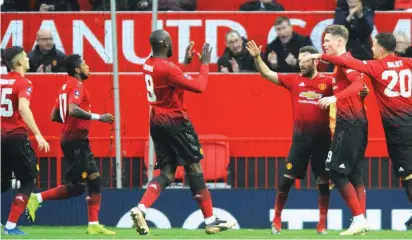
[144,142,185,180]
[198,134,230,181]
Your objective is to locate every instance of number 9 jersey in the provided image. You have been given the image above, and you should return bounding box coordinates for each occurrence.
[54,76,91,142]
[1,72,33,137]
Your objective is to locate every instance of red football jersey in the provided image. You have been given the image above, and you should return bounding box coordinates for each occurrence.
[142,57,209,126]
[332,52,367,127]
[1,71,33,137]
[322,54,412,128]
[278,73,334,135]
[54,76,91,142]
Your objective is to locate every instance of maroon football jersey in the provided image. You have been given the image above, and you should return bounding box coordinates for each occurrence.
[1,71,33,137]
[54,76,91,142]
[278,73,334,135]
[142,57,209,126]
[332,52,367,127]
[322,54,412,128]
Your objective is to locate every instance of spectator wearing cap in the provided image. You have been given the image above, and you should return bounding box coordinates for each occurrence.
[27,29,66,73]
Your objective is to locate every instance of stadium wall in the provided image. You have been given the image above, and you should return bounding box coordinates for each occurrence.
[1,12,411,72]
[1,189,410,230]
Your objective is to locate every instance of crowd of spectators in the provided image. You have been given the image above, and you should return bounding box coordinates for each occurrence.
[1,0,411,73]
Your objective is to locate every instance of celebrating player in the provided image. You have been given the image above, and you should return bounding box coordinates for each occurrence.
[303,32,412,229]
[130,29,236,235]
[311,25,369,235]
[1,46,50,235]
[26,54,116,235]
[247,41,334,234]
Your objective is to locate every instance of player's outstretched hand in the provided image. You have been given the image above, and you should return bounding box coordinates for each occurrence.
[200,43,213,64]
[99,113,114,124]
[35,134,50,153]
[301,53,322,63]
[183,41,195,65]
[317,96,337,110]
[246,40,262,58]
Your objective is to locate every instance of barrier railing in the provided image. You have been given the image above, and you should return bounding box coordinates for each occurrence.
[29,137,401,189]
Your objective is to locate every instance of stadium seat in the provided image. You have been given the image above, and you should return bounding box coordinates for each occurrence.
[144,142,185,180]
[198,134,230,181]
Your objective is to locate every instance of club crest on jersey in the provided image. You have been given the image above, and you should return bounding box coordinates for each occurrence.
[299,91,322,100]
[74,90,80,98]
[318,83,327,91]
[26,87,32,94]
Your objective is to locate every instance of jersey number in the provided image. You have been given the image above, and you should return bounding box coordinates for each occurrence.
[383,69,412,97]
[59,93,67,122]
[144,74,157,103]
[0,88,13,117]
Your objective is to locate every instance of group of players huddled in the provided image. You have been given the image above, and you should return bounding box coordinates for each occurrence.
[1,23,411,236]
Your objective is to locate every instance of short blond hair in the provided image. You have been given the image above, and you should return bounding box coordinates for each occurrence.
[324,25,349,41]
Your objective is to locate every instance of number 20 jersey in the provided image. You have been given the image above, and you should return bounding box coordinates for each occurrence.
[54,76,91,142]
[362,55,412,128]
[0,71,33,137]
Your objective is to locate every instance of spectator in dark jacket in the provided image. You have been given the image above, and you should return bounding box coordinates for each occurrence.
[28,29,66,73]
[90,0,196,11]
[1,0,31,11]
[264,16,313,72]
[217,30,256,73]
[240,0,284,11]
[37,0,80,11]
[334,0,375,60]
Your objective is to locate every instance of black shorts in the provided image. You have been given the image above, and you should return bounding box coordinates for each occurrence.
[150,120,203,170]
[61,140,99,183]
[385,126,412,178]
[326,126,368,174]
[1,134,38,183]
[285,133,331,179]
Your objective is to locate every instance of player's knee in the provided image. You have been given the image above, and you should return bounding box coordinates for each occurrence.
[187,172,207,196]
[160,164,177,182]
[67,183,86,197]
[348,172,363,187]
[18,178,35,196]
[153,174,173,190]
[184,162,203,175]
[1,180,11,192]
[317,183,330,196]
[330,170,349,189]
[87,172,100,181]
[316,177,329,185]
[87,176,101,194]
[278,177,295,193]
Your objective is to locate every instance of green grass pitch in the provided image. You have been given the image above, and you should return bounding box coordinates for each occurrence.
[1,227,411,239]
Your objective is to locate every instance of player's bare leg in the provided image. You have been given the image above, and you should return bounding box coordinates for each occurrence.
[316,177,330,235]
[184,163,236,234]
[330,170,368,235]
[131,164,176,235]
[271,175,295,234]
[86,173,115,235]
[402,174,412,229]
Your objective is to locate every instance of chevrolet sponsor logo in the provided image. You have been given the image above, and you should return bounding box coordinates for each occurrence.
[299,91,323,100]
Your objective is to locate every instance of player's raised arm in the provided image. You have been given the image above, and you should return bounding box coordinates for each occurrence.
[303,53,374,76]
[169,43,212,93]
[246,40,280,85]
[19,97,50,152]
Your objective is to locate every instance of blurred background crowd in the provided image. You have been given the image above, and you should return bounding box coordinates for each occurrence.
[1,0,411,74]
